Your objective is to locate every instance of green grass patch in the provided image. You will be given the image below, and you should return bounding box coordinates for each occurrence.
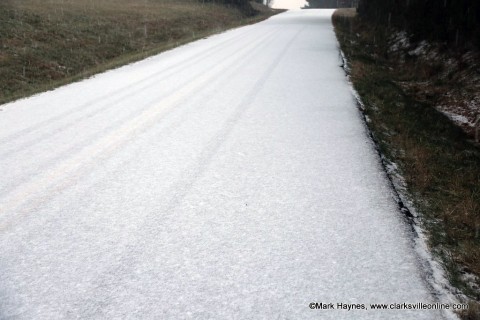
[333,9,480,317]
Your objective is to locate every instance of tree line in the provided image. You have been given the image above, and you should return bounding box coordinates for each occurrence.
[304,0,359,9]
[357,0,480,48]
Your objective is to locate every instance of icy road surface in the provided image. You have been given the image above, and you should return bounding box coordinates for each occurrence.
[0,10,447,320]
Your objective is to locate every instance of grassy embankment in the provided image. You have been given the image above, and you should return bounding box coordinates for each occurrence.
[0,0,281,105]
[333,8,480,319]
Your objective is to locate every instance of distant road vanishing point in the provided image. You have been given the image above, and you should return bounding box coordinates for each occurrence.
[0,9,448,320]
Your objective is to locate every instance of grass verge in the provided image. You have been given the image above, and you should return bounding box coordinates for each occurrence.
[333,8,480,318]
[0,0,282,105]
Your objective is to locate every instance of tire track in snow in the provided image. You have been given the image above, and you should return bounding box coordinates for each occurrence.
[0,26,269,156]
[0,27,282,231]
[72,25,306,319]
[0,27,280,198]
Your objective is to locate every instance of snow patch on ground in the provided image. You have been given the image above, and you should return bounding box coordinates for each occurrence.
[436,107,474,126]
[408,41,430,56]
[436,106,475,127]
[390,31,410,52]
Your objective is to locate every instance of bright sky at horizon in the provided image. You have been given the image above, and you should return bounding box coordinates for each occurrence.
[271,0,307,9]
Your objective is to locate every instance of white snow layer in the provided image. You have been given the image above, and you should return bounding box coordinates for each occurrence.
[0,10,454,319]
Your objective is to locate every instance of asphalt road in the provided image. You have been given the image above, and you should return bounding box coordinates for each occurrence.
[0,10,449,320]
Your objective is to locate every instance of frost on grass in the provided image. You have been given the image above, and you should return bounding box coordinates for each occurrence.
[388,31,480,138]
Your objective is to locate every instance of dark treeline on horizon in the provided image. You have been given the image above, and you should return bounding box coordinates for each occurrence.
[304,0,359,8]
[357,0,480,48]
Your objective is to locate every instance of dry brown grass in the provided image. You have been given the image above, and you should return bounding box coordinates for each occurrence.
[459,302,480,320]
[333,8,357,18]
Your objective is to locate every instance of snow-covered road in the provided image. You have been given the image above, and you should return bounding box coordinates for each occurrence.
[0,10,448,319]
